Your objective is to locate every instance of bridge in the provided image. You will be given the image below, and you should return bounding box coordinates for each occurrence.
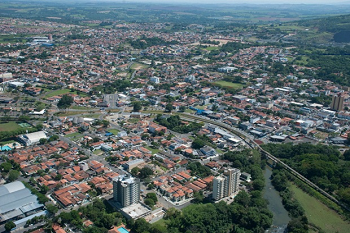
[179,113,349,211]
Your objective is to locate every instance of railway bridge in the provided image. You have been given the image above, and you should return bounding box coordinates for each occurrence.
[179,113,349,210]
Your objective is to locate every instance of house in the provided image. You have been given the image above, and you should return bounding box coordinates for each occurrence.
[200,145,216,157]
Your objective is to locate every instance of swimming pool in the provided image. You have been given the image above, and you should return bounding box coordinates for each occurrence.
[118,227,129,233]
[0,146,12,151]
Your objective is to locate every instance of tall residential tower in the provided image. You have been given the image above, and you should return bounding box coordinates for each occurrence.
[113,174,140,207]
[330,93,344,112]
[212,168,241,201]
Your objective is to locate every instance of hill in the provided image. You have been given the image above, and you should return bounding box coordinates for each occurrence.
[297,14,350,43]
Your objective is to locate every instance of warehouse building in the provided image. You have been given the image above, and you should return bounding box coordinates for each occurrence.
[18,131,47,146]
[0,181,44,224]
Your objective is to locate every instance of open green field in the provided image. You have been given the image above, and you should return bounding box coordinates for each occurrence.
[93,149,103,155]
[204,46,219,51]
[290,184,350,233]
[184,109,196,113]
[152,218,169,228]
[130,62,148,70]
[214,81,244,89]
[44,89,72,98]
[0,122,22,132]
[146,146,160,155]
[70,106,93,110]
[129,118,140,124]
[55,111,90,117]
[107,129,119,135]
[44,89,88,98]
[64,132,83,140]
[84,114,101,119]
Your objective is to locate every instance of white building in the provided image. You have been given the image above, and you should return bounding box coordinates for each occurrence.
[113,174,140,208]
[18,131,47,146]
[150,76,160,84]
[212,176,225,201]
[212,168,241,201]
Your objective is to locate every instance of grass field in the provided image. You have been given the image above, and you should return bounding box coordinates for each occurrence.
[70,106,93,110]
[290,184,350,233]
[130,62,148,70]
[55,111,90,117]
[93,149,103,155]
[107,129,119,135]
[64,132,82,140]
[84,114,101,119]
[44,89,88,98]
[214,81,244,89]
[0,122,22,132]
[152,218,168,228]
[204,46,219,51]
[184,109,196,113]
[44,89,72,98]
[146,146,160,155]
[129,118,140,124]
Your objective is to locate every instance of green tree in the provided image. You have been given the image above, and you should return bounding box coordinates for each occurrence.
[57,94,73,109]
[192,138,205,149]
[139,167,154,179]
[343,149,350,161]
[46,204,58,215]
[48,135,59,142]
[133,101,142,112]
[0,162,12,173]
[144,198,155,207]
[8,170,20,182]
[165,103,173,112]
[5,221,15,232]
[39,138,47,145]
[131,167,140,177]
[146,193,158,203]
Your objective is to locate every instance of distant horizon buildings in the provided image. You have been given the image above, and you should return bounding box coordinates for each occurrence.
[212,168,241,201]
[330,93,344,112]
[113,174,140,207]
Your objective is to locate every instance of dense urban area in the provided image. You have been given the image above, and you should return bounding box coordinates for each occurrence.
[2,1,350,233]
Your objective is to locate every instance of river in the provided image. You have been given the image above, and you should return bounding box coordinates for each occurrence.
[263,167,290,233]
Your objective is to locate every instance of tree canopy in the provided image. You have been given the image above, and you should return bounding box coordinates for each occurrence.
[57,94,73,109]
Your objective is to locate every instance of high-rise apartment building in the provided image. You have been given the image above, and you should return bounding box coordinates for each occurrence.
[212,176,225,201]
[330,93,344,112]
[224,168,241,196]
[212,168,241,201]
[113,174,140,207]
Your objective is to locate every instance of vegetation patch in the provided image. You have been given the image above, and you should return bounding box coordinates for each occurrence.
[290,184,350,233]
[44,89,72,98]
[93,149,103,155]
[214,81,244,89]
[64,132,82,140]
[145,146,160,155]
[107,129,119,135]
[0,122,22,132]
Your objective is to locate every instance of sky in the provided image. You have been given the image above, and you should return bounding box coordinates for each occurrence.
[107,0,348,4]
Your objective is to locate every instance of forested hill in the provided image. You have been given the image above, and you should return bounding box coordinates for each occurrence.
[297,14,350,42]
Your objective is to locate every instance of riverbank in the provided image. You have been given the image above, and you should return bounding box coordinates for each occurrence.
[263,167,290,232]
[290,184,350,233]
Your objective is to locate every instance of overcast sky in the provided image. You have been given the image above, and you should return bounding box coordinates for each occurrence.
[122,0,347,4]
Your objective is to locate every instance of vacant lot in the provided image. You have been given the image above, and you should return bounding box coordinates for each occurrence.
[146,146,160,155]
[214,81,243,89]
[44,89,71,98]
[0,122,21,132]
[107,129,119,135]
[290,184,350,233]
[130,62,148,70]
[64,132,82,141]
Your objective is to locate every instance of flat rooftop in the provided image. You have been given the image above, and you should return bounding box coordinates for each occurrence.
[121,203,151,219]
